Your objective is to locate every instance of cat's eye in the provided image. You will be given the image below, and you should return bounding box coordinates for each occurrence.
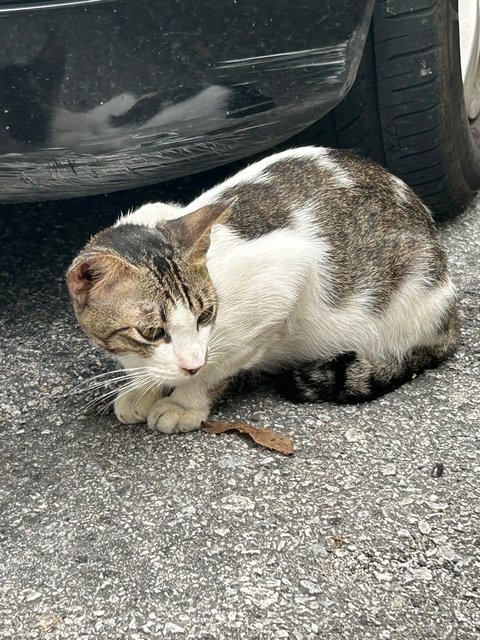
[137,326,166,342]
[197,307,215,327]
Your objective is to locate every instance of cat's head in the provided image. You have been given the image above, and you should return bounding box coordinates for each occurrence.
[66,201,231,385]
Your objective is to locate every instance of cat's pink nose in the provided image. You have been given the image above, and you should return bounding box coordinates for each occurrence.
[178,351,207,375]
[182,367,200,376]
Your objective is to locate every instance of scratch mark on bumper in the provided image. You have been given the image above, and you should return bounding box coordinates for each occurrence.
[216,42,349,75]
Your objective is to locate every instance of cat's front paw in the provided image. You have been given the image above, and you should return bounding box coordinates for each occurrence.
[114,388,162,425]
[147,398,208,434]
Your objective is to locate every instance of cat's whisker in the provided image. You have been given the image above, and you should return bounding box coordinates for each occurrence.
[83,393,118,415]
[95,380,154,417]
[82,374,153,414]
[78,369,155,391]
[208,343,235,359]
[79,369,155,391]
[71,374,145,395]
[131,379,162,412]
[207,339,230,354]
[207,351,226,364]
[110,378,153,405]
[132,377,160,402]
[211,326,244,342]
[68,366,154,395]
[208,340,227,352]
[209,326,230,340]
[76,366,152,382]
[91,382,151,418]
[82,392,124,413]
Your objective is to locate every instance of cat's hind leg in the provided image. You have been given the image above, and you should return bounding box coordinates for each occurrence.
[277,349,435,404]
[276,352,357,403]
[277,304,460,404]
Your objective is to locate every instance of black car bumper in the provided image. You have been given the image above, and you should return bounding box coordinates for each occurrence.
[0,0,374,202]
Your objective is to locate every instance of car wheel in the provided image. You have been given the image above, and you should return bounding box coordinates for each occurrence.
[303,0,480,216]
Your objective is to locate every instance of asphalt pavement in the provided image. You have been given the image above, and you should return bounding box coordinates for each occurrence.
[0,170,479,640]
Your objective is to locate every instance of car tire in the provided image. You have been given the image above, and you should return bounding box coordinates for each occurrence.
[303,0,480,216]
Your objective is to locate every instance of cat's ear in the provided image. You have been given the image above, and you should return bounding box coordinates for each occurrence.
[66,257,93,303]
[166,198,237,257]
[66,253,132,305]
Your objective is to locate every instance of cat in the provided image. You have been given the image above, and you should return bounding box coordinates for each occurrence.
[66,146,459,433]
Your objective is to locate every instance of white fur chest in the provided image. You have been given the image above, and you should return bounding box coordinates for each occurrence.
[206,224,332,370]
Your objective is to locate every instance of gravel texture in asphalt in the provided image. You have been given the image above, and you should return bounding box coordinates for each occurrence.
[0,172,479,640]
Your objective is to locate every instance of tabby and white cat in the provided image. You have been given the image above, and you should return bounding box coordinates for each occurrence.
[67,147,459,433]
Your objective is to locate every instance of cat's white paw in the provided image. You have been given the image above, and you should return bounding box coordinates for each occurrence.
[114,389,162,425]
[147,398,208,434]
